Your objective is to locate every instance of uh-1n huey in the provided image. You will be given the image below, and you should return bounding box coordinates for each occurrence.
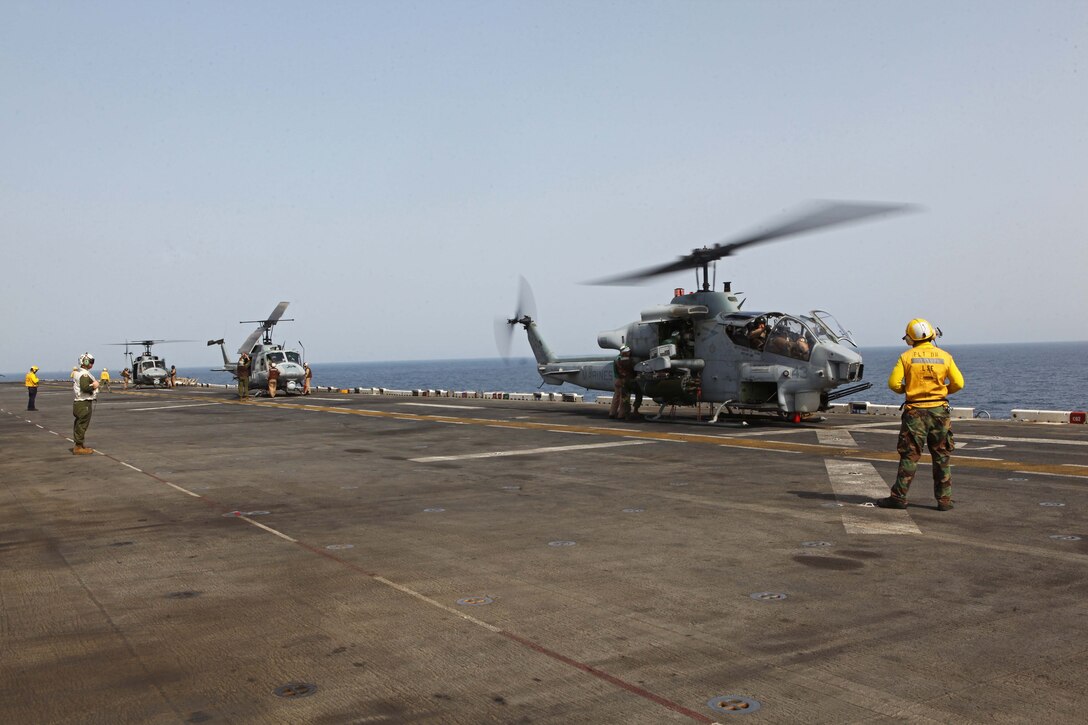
[106,340,187,387]
[500,201,914,423]
[207,302,307,396]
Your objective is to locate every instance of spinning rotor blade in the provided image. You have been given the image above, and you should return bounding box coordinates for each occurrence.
[587,200,917,285]
[494,276,538,359]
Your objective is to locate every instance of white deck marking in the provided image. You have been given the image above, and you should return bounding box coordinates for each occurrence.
[121,462,143,473]
[129,402,223,412]
[163,481,202,498]
[400,402,483,410]
[825,459,922,535]
[816,429,858,447]
[411,440,653,462]
[238,515,297,542]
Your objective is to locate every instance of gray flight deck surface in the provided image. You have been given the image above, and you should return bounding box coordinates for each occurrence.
[2,382,1086,725]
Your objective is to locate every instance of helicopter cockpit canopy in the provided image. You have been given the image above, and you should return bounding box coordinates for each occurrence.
[721,312,818,361]
[803,310,858,348]
[264,351,302,365]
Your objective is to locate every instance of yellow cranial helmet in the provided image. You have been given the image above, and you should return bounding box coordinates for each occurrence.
[903,318,936,343]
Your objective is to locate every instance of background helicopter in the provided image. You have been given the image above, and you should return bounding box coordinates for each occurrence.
[499,201,914,423]
[106,340,189,387]
[207,302,307,396]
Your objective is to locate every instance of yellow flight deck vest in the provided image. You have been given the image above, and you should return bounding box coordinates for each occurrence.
[100,370,110,382]
[887,341,964,408]
[25,371,39,387]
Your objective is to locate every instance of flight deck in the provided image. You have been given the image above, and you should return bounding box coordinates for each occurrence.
[2,382,1086,724]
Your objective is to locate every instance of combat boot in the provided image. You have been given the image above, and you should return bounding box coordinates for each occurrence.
[72,446,95,455]
[876,496,907,509]
[937,499,954,511]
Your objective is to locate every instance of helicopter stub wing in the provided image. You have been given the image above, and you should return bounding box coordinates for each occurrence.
[586,200,917,285]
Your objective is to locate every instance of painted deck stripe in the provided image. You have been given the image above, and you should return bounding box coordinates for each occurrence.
[400,402,483,410]
[862,428,1088,447]
[238,515,297,542]
[411,440,652,462]
[129,402,223,412]
[825,459,921,535]
[816,430,858,447]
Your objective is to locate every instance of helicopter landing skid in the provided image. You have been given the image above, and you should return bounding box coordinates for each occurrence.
[650,401,748,427]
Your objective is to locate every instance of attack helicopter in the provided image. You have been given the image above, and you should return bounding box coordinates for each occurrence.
[499,201,914,423]
[207,302,307,395]
[106,340,188,387]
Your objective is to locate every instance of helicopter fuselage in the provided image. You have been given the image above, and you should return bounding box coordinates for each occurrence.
[525,289,867,417]
[131,354,169,387]
[245,343,306,393]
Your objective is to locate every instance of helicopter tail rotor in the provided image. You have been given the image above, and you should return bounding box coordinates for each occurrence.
[494,276,538,359]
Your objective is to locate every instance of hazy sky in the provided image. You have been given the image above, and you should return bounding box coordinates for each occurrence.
[3,0,1086,374]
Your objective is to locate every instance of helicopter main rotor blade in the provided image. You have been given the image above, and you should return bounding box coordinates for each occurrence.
[267,301,290,324]
[586,200,917,285]
[237,327,264,356]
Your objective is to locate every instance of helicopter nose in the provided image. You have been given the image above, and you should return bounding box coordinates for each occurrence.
[825,346,864,382]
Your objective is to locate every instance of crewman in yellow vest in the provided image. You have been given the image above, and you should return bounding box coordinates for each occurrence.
[25,365,40,411]
[878,318,965,511]
[100,368,112,393]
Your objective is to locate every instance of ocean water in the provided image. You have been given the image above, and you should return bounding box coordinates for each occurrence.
[25,342,1085,420]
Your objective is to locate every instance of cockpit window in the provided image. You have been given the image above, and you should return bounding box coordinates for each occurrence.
[286,351,302,364]
[807,310,857,348]
[266,352,285,363]
[765,317,816,361]
[722,312,783,352]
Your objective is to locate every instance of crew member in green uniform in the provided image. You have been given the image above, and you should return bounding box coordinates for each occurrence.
[878,318,965,511]
[72,352,99,455]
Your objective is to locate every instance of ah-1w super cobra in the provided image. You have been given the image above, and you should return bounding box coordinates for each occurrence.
[207,302,307,396]
[500,201,914,423]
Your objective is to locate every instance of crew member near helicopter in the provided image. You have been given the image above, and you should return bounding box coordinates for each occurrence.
[267,362,281,398]
[878,318,964,511]
[72,352,99,455]
[25,365,40,411]
[121,367,131,389]
[609,347,641,419]
[169,365,177,388]
[99,368,111,393]
[236,352,251,400]
[303,363,312,395]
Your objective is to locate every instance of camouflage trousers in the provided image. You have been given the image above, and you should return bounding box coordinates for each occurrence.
[891,405,954,504]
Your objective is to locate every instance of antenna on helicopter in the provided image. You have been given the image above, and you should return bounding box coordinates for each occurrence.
[585,200,918,286]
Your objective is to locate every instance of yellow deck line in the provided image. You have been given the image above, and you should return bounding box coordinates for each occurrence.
[114,390,1088,479]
